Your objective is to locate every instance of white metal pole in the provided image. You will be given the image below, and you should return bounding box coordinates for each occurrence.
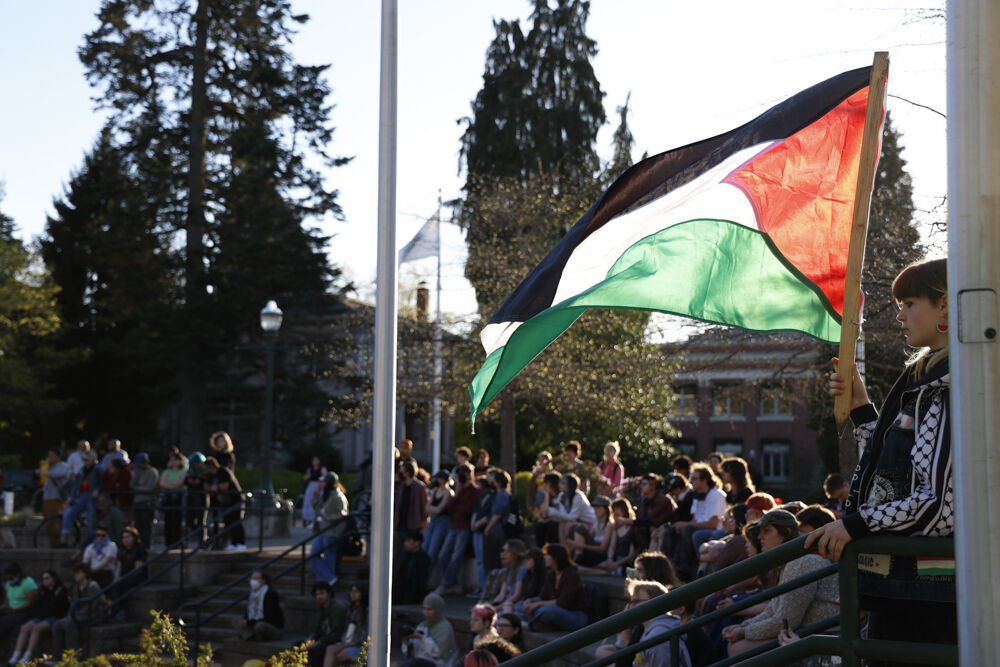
[947,1,1000,665]
[370,0,398,664]
[432,195,443,474]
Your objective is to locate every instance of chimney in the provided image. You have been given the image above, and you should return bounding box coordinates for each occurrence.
[416,282,429,321]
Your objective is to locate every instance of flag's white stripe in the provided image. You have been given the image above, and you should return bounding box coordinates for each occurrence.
[481,320,521,356]
[479,142,776,357]
[551,143,775,307]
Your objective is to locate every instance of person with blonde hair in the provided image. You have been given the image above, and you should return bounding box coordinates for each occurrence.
[209,431,235,469]
[597,441,625,497]
[809,257,955,657]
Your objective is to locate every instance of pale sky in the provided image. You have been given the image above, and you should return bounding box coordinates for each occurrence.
[0,1,946,332]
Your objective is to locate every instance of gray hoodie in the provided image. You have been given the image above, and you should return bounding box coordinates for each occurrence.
[633,614,691,667]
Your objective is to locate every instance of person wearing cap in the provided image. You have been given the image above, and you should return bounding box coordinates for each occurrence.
[566,495,614,567]
[311,472,348,585]
[721,510,838,656]
[129,453,159,549]
[424,470,455,572]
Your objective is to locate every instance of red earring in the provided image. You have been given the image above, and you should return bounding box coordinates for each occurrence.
[936,322,949,333]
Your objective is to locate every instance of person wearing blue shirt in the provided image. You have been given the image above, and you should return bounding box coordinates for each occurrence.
[483,469,512,581]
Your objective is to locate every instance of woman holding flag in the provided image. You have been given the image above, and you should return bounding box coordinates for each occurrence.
[808,257,956,660]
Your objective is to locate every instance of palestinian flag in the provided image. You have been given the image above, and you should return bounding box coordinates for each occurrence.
[470,65,883,422]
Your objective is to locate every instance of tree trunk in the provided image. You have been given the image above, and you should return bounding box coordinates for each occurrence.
[500,390,516,490]
[180,0,210,446]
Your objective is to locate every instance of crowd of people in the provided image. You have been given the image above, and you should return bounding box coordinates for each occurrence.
[379,435,855,667]
[1,257,958,666]
[36,431,247,554]
[385,258,957,667]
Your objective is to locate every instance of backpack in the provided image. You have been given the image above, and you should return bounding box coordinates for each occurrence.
[340,513,365,557]
[502,495,524,539]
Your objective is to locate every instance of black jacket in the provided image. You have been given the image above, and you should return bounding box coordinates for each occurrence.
[843,359,954,604]
[245,588,284,628]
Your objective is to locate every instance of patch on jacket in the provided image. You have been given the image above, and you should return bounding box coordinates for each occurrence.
[893,413,915,430]
[866,475,894,507]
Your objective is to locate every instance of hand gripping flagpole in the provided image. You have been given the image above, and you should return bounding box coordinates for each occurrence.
[834,51,889,431]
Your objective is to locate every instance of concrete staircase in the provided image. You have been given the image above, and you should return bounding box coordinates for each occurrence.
[134,551,371,667]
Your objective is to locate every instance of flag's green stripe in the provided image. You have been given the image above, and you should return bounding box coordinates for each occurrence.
[470,219,841,420]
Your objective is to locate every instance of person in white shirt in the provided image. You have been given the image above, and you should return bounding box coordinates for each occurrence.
[66,441,90,479]
[671,463,727,579]
[542,474,597,548]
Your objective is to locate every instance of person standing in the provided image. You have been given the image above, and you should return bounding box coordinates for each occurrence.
[394,460,429,555]
[311,472,348,585]
[424,470,455,571]
[66,441,90,480]
[129,453,159,550]
[39,450,70,548]
[159,451,187,547]
[301,457,327,526]
[808,258,956,662]
[98,439,130,474]
[99,458,133,519]
[469,469,498,596]
[184,453,209,544]
[209,431,236,470]
[433,465,480,596]
[482,469,512,580]
[205,457,245,551]
[62,452,101,548]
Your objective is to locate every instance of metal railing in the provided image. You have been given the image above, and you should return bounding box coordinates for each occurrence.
[505,535,956,667]
[176,510,369,651]
[68,492,263,656]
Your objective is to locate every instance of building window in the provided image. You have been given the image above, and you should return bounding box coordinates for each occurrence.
[761,441,791,482]
[713,440,743,459]
[759,383,791,419]
[673,439,697,459]
[712,383,744,419]
[674,384,698,419]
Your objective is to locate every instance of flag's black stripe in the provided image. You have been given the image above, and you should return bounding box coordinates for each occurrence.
[488,65,872,327]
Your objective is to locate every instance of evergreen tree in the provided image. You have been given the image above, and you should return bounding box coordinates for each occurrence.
[76,0,350,446]
[42,133,180,446]
[65,1,352,451]
[0,190,69,456]
[605,93,635,183]
[457,1,679,466]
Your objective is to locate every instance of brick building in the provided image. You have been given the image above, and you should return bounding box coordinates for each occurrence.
[664,328,827,499]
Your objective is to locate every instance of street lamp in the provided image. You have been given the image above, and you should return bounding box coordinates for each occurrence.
[258,300,282,508]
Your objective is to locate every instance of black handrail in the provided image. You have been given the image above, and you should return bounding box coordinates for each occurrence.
[176,510,369,651]
[69,493,259,657]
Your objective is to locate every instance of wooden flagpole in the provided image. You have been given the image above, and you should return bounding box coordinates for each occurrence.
[834,51,890,430]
